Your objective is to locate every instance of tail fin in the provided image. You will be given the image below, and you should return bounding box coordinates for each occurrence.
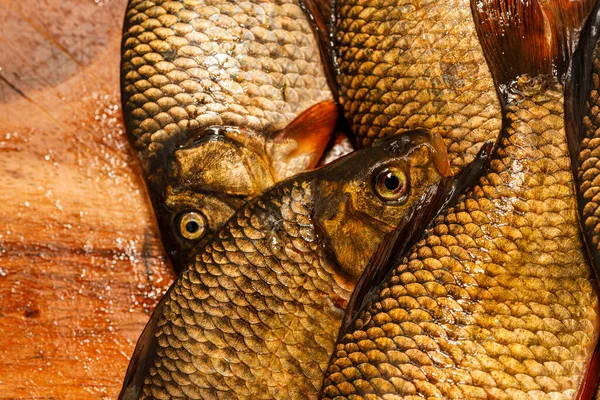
[541,0,596,68]
[471,0,594,97]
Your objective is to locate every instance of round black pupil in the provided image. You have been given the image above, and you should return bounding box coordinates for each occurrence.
[384,173,400,191]
[186,220,200,233]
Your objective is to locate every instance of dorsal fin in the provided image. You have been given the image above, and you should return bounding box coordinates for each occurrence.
[565,0,600,168]
[341,142,494,331]
[471,0,560,91]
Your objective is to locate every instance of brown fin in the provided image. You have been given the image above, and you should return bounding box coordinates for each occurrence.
[297,0,340,101]
[269,101,338,181]
[470,0,563,93]
[565,0,600,169]
[540,0,596,67]
[118,286,172,400]
[576,335,600,400]
[341,142,495,332]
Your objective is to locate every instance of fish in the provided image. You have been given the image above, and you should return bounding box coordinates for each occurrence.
[328,0,503,173]
[121,0,338,273]
[117,129,494,399]
[321,0,600,399]
[567,0,600,285]
[565,2,600,397]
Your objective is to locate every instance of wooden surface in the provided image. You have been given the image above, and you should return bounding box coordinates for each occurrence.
[0,0,175,398]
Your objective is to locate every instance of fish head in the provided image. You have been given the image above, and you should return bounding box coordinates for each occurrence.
[313,129,451,280]
[152,102,338,272]
[153,126,278,269]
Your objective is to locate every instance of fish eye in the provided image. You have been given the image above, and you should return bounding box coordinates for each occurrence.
[373,167,408,201]
[177,211,207,241]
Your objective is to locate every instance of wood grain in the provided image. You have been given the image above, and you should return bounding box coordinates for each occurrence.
[0,0,175,398]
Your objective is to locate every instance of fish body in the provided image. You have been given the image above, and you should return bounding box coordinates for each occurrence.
[566,3,600,397]
[568,0,600,282]
[322,1,600,399]
[121,0,336,272]
[332,0,502,172]
[119,131,457,399]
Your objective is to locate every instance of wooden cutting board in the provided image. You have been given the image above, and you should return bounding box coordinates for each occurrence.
[0,0,175,398]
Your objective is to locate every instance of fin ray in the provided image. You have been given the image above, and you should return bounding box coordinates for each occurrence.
[471,0,559,90]
[269,101,338,180]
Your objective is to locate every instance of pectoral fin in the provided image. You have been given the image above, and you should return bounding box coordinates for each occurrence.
[268,101,338,181]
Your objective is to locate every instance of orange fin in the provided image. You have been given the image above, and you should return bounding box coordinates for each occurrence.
[268,100,338,181]
[341,142,494,332]
[565,0,600,168]
[471,0,564,92]
[576,335,600,400]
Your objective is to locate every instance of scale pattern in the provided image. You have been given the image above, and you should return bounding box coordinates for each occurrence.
[322,81,600,399]
[122,0,332,160]
[334,0,501,172]
[578,43,600,269]
[140,180,352,399]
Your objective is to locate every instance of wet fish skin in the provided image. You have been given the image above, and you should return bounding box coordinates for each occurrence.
[119,131,452,399]
[323,80,599,400]
[568,1,600,281]
[565,4,600,397]
[333,0,502,172]
[321,1,600,399]
[121,0,335,272]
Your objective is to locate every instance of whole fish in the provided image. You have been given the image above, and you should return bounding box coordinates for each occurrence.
[117,130,485,399]
[330,0,503,172]
[321,1,600,399]
[121,0,337,273]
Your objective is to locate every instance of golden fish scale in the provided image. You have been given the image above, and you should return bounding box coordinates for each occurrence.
[335,0,501,172]
[122,0,332,160]
[322,82,599,400]
[140,181,351,399]
[578,45,600,263]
